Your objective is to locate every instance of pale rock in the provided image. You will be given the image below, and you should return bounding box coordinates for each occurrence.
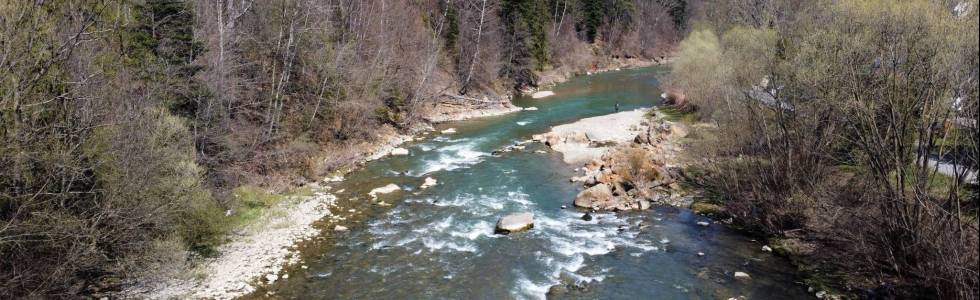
[733,271,752,281]
[390,147,409,156]
[420,177,438,189]
[334,225,349,232]
[762,245,773,252]
[495,212,534,234]
[531,91,555,98]
[441,128,457,134]
[638,199,651,210]
[368,183,401,199]
[573,184,614,209]
[524,106,539,111]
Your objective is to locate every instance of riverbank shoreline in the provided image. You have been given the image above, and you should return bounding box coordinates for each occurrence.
[124,59,668,300]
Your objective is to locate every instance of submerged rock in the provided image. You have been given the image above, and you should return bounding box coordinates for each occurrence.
[495,212,534,234]
[581,212,593,221]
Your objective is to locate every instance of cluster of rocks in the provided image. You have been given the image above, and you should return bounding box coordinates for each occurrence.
[492,139,533,155]
[538,110,690,211]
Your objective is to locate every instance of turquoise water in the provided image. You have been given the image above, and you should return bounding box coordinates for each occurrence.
[258,67,811,299]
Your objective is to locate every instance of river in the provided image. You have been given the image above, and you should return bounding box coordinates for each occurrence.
[251,66,812,299]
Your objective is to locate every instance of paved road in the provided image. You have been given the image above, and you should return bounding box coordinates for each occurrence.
[926,158,977,183]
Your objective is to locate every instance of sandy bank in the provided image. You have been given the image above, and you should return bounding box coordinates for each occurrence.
[535,109,651,164]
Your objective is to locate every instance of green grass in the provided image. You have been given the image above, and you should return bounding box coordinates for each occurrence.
[654,106,699,124]
[888,165,966,198]
[227,185,315,229]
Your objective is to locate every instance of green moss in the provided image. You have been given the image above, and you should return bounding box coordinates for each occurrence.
[689,201,725,216]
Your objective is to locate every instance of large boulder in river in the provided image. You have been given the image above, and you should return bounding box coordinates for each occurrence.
[368,183,401,199]
[495,212,534,234]
[574,184,614,209]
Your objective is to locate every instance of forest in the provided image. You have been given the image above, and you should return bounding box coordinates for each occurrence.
[0,0,689,297]
[666,0,979,298]
[3,0,979,299]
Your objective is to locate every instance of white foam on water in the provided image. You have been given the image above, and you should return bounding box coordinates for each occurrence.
[421,236,478,253]
[448,220,495,241]
[513,275,551,300]
[516,121,530,126]
[508,211,664,299]
[409,140,488,176]
[506,191,534,208]
[412,215,455,234]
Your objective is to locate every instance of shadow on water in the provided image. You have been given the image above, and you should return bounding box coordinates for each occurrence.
[249,66,812,299]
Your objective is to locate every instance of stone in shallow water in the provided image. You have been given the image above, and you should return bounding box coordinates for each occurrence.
[733,271,752,282]
[494,212,534,234]
[531,90,555,98]
[390,147,409,156]
[420,177,438,189]
[368,184,401,199]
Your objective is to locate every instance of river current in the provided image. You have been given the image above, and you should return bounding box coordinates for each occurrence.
[254,66,811,299]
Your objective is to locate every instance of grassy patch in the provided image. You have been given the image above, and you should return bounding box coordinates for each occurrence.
[227,185,315,230]
[887,165,969,198]
[654,106,698,124]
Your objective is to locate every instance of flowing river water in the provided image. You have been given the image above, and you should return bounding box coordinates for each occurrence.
[253,66,812,299]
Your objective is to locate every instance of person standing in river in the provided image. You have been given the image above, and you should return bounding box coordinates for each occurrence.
[615,102,620,112]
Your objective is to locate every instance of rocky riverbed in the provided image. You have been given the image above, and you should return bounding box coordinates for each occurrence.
[533,108,692,211]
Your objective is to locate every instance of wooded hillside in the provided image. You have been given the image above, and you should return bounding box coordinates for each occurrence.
[0,0,694,297]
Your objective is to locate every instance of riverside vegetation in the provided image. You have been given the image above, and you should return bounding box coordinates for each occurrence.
[0,0,693,297]
[664,0,979,299]
[3,0,979,299]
